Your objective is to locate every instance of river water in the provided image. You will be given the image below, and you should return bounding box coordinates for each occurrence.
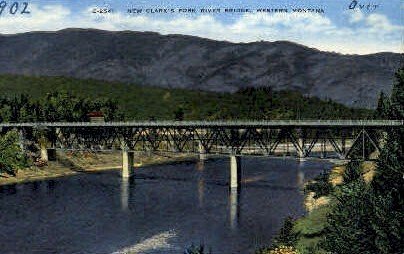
[0,157,331,254]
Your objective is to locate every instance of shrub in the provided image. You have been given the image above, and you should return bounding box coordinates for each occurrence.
[257,217,299,254]
[272,216,298,248]
[342,160,362,183]
[0,130,28,175]
[304,171,332,198]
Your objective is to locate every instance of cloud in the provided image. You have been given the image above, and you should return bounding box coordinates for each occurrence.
[349,10,364,23]
[0,4,71,33]
[366,13,401,32]
[0,4,402,54]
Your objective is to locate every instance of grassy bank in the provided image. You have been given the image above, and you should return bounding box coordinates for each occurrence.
[0,151,198,186]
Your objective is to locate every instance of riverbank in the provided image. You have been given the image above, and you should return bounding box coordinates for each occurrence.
[256,159,378,253]
[291,160,377,253]
[0,151,198,186]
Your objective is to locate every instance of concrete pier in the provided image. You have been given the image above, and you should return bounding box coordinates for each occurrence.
[38,135,56,162]
[122,150,135,178]
[40,143,48,162]
[297,138,305,160]
[198,141,206,161]
[320,140,326,159]
[230,155,241,189]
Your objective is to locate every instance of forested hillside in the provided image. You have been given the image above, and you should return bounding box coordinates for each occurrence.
[0,75,372,122]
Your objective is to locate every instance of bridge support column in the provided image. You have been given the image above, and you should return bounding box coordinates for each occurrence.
[297,137,305,160]
[122,150,135,178]
[39,136,56,162]
[38,134,50,162]
[198,141,206,161]
[230,155,241,189]
[320,139,326,159]
[40,143,48,162]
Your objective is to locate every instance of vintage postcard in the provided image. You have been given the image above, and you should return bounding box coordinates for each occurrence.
[0,0,402,253]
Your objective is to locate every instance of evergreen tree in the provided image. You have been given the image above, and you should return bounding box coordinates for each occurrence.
[323,67,404,254]
[0,130,28,176]
[375,91,390,119]
[342,160,362,183]
[0,91,123,123]
[174,106,185,121]
[369,67,403,253]
[323,178,376,254]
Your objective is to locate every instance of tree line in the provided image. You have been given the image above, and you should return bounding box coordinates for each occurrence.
[0,91,123,123]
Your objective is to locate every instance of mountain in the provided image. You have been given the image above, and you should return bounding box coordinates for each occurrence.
[0,28,402,108]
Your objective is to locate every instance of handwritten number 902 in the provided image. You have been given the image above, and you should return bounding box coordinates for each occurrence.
[0,1,30,16]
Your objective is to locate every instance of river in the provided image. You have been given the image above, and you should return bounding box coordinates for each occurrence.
[0,157,332,254]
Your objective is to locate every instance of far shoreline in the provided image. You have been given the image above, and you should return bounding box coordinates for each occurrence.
[0,151,346,187]
[0,152,199,187]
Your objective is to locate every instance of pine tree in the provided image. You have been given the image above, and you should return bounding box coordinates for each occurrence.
[323,178,376,254]
[323,67,404,254]
[369,67,403,253]
[342,160,362,183]
[375,91,390,119]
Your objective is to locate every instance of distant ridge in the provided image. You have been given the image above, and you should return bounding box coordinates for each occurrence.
[0,28,402,108]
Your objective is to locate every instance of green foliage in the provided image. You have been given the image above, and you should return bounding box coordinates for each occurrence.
[304,171,332,198]
[368,192,402,254]
[294,206,330,237]
[342,161,362,183]
[272,217,299,248]
[271,202,330,254]
[389,68,404,120]
[293,206,330,253]
[369,67,404,253]
[0,131,28,175]
[257,217,299,254]
[323,67,404,254]
[374,92,390,119]
[0,75,372,121]
[174,106,185,121]
[322,179,376,254]
[0,91,123,123]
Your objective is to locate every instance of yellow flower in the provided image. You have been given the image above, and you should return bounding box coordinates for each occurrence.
[269,245,299,254]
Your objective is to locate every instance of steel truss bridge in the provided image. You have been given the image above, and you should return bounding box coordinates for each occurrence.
[1,120,402,160]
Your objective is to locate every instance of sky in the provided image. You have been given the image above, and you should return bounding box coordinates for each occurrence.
[0,0,402,54]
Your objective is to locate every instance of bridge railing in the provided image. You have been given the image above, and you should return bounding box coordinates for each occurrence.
[0,120,402,128]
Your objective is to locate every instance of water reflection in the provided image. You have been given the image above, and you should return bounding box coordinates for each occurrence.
[196,160,204,171]
[196,161,205,207]
[297,160,305,187]
[0,158,332,254]
[0,184,17,195]
[46,180,56,193]
[229,188,241,230]
[198,178,205,208]
[31,181,40,191]
[121,177,134,212]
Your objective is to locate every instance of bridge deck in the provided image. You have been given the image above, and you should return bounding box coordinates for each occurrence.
[0,120,402,128]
